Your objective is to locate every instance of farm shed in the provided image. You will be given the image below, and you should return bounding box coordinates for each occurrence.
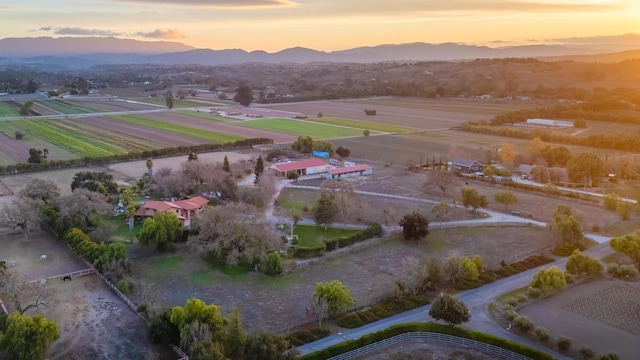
[271,158,328,177]
[526,118,573,128]
[450,158,484,173]
[135,196,209,227]
[325,164,373,179]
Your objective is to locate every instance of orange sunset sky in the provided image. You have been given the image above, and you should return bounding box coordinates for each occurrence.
[1,0,639,52]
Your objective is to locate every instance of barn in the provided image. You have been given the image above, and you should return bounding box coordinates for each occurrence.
[325,164,373,179]
[271,159,328,177]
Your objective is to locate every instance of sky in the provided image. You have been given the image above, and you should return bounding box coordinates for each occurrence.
[1,0,639,52]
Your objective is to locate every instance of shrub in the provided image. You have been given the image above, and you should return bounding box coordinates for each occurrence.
[579,345,594,359]
[564,272,575,284]
[553,242,581,257]
[294,243,326,258]
[287,327,331,346]
[116,279,131,294]
[323,223,382,251]
[337,295,430,328]
[504,310,519,321]
[363,129,370,136]
[557,336,571,351]
[535,327,549,342]
[607,263,639,279]
[515,294,527,303]
[512,315,535,332]
[505,297,519,307]
[599,353,620,360]
[264,252,283,275]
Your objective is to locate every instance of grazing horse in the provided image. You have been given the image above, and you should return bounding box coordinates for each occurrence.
[63,276,72,282]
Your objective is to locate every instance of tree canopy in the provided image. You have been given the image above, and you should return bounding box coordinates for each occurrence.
[530,265,566,292]
[494,190,518,210]
[610,230,640,262]
[566,250,603,276]
[461,187,488,212]
[233,85,253,106]
[428,293,471,326]
[0,312,59,360]
[553,205,583,244]
[567,153,606,187]
[398,212,430,241]
[314,280,354,317]
[138,211,183,251]
[314,192,337,230]
[165,90,174,109]
[70,171,118,194]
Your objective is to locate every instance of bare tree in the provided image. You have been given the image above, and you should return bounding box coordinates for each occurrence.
[0,270,56,314]
[2,197,45,240]
[321,179,355,227]
[423,170,459,194]
[307,297,329,326]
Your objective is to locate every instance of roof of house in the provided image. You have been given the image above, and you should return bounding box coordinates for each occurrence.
[450,158,481,167]
[135,196,209,216]
[272,159,327,172]
[174,196,209,210]
[327,164,372,175]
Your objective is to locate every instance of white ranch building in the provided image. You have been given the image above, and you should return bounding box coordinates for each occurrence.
[526,118,573,128]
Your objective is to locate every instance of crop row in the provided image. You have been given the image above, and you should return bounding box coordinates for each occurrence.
[15,120,124,157]
[176,110,240,123]
[111,115,244,143]
[40,99,99,114]
[55,119,152,153]
[0,102,17,116]
[308,117,411,133]
[238,118,364,138]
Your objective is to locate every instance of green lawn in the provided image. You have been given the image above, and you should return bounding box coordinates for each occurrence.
[0,102,17,117]
[111,114,245,143]
[153,255,184,271]
[107,215,143,242]
[274,188,321,214]
[175,110,241,123]
[309,117,411,133]
[239,118,365,138]
[294,225,360,247]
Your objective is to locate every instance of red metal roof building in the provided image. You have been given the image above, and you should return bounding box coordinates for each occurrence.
[135,196,209,227]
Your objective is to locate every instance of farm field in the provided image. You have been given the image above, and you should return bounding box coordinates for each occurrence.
[306,117,411,133]
[36,99,99,114]
[111,114,246,143]
[137,111,298,143]
[0,102,17,116]
[259,97,547,130]
[130,226,550,332]
[238,118,366,138]
[520,279,640,360]
[68,98,163,112]
[176,110,241,123]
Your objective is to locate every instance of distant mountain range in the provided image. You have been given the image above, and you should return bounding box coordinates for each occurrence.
[1,36,639,70]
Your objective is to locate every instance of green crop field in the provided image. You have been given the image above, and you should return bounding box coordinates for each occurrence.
[14,119,124,157]
[0,102,18,117]
[238,118,365,138]
[308,117,411,133]
[111,115,245,143]
[175,110,240,123]
[39,99,99,114]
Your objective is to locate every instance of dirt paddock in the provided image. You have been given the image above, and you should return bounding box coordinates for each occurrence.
[1,231,173,359]
[519,278,640,359]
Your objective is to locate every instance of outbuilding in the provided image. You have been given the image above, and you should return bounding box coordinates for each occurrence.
[325,164,373,179]
[450,158,484,173]
[271,159,329,177]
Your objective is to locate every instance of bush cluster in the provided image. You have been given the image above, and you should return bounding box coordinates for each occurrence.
[336,295,430,328]
[63,227,127,271]
[323,223,382,251]
[286,327,331,347]
[294,223,382,258]
[607,263,638,279]
[299,322,553,360]
[0,138,273,176]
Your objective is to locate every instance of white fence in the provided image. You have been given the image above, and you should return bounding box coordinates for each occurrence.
[327,331,531,360]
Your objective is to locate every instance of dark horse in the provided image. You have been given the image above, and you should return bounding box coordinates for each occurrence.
[63,276,72,282]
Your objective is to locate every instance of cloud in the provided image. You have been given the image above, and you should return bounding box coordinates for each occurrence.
[112,0,297,8]
[135,29,186,39]
[39,26,53,32]
[48,27,124,36]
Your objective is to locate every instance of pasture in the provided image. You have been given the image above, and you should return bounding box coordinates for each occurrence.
[238,118,366,138]
[129,226,550,332]
[520,279,640,360]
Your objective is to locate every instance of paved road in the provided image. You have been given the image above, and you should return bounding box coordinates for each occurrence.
[297,241,615,358]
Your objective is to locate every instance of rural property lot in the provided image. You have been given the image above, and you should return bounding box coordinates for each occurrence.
[238,118,366,138]
[131,226,549,333]
[519,279,640,359]
[259,97,544,130]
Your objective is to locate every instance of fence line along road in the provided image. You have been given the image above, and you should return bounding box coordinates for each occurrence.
[326,331,532,360]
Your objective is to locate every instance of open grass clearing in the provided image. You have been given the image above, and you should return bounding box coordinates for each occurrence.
[307,117,411,132]
[294,225,360,247]
[111,114,245,143]
[238,118,366,138]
